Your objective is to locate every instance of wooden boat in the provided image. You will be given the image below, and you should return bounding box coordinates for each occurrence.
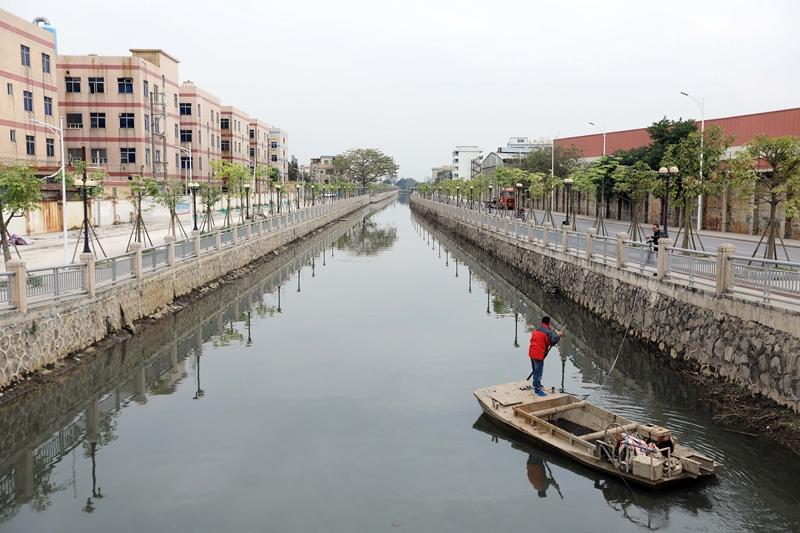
[474,381,719,488]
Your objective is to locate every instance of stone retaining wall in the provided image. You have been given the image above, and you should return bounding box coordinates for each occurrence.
[411,197,800,412]
[0,192,396,389]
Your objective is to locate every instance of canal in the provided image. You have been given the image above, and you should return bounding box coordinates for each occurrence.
[0,197,798,533]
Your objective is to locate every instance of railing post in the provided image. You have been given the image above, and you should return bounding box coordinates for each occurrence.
[503,217,509,235]
[616,232,626,269]
[80,252,96,297]
[542,226,549,247]
[715,243,736,296]
[7,259,27,312]
[269,216,274,232]
[246,221,252,240]
[164,235,176,267]
[561,227,568,251]
[192,230,201,258]
[215,227,222,250]
[257,220,264,236]
[527,222,533,243]
[231,224,239,244]
[657,238,673,280]
[585,228,595,261]
[130,242,144,279]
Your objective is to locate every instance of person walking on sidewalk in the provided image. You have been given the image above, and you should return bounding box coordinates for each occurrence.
[528,316,565,397]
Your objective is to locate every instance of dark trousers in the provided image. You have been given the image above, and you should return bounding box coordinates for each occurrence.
[531,359,545,392]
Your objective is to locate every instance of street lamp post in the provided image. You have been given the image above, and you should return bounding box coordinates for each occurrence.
[681,91,705,232]
[515,182,523,218]
[297,183,303,209]
[563,178,574,227]
[469,186,474,209]
[188,182,199,231]
[174,144,192,190]
[31,117,68,264]
[456,186,460,207]
[275,184,282,213]
[74,175,98,254]
[488,185,494,211]
[658,166,679,237]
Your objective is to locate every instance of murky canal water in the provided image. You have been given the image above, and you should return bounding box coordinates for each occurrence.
[1,197,798,533]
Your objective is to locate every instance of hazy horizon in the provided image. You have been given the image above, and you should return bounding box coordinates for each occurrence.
[7,0,799,179]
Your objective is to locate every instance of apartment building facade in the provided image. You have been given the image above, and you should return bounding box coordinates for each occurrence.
[57,49,182,184]
[179,80,221,182]
[248,118,269,170]
[220,105,250,166]
[268,127,288,181]
[0,9,60,172]
[451,145,481,180]
[309,155,336,183]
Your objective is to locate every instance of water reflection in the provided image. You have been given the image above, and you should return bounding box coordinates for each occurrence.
[0,201,391,525]
[473,414,714,531]
[335,214,398,256]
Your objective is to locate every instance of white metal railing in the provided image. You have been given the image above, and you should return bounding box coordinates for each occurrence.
[96,254,135,285]
[0,193,392,312]
[412,195,800,307]
[730,256,800,301]
[0,272,13,305]
[26,265,85,299]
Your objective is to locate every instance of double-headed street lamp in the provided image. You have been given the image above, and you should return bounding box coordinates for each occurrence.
[658,166,679,237]
[456,186,460,207]
[31,117,68,265]
[469,185,474,209]
[174,144,192,190]
[187,182,200,231]
[73,175,99,254]
[515,182,524,217]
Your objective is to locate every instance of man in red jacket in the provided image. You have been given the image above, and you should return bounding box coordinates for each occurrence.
[529,316,565,397]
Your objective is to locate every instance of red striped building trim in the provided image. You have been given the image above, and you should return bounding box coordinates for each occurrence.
[0,69,58,92]
[0,20,55,49]
[56,63,180,89]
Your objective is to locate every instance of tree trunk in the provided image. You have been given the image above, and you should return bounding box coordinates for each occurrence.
[682,195,692,249]
[766,195,778,260]
[0,202,10,264]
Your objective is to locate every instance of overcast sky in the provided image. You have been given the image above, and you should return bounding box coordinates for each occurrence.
[9,0,799,179]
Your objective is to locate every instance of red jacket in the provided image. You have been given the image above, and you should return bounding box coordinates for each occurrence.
[529,324,560,360]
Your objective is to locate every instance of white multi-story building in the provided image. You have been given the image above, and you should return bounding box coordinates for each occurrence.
[451,145,481,180]
[499,136,550,155]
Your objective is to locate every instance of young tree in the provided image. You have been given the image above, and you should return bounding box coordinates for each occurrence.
[661,125,733,249]
[333,148,398,189]
[212,160,249,226]
[199,183,222,232]
[613,161,659,241]
[287,156,299,181]
[0,164,41,264]
[731,135,800,259]
[127,175,159,249]
[520,145,582,179]
[153,177,188,238]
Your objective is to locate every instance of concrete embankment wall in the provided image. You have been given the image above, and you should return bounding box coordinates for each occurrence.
[0,192,396,389]
[411,197,800,412]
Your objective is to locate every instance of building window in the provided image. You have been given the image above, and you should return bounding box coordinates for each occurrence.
[21,45,30,67]
[174,123,179,140]
[25,135,35,155]
[144,114,150,131]
[46,138,55,157]
[119,113,135,128]
[44,96,53,116]
[198,131,202,146]
[145,148,151,164]
[221,140,230,152]
[23,91,33,112]
[91,148,107,165]
[88,77,105,94]
[249,129,255,139]
[270,141,278,149]
[180,102,192,116]
[41,53,51,73]
[153,117,161,135]
[66,113,83,128]
[173,93,178,107]
[65,77,81,93]
[249,147,255,158]
[120,148,136,164]
[9,130,16,142]
[90,112,106,128]
[67,148,83,163]
[180,129,192,143]
[198,103,202,116]
[154,149,161,163]
[220,118,229,130]
[271,154,277,162]
[6,83,11,95]
[199,157,203,172]
[117,77,133,94]
[181,156,191,169]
